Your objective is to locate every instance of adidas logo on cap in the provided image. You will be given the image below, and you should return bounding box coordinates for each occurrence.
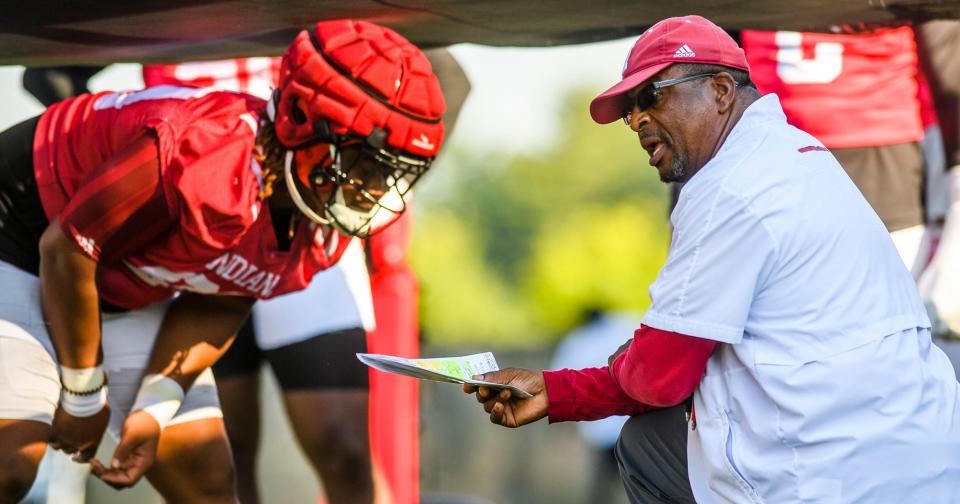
[674,44,696,58]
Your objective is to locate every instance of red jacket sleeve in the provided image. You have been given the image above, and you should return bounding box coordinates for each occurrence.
[543,367,651,422]
[611,325,718,407]
[543,325,718,422]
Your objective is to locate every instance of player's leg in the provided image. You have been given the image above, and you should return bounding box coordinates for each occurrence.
[267,328,373,503]
[22,66,106,107]
[253,240,376,503]
[0,419,49,503]
[144,371,236,504]
[0,262,61,502]
[101,303,238,503]
[0,115,73,502]
[106,367,237,503]
[212,318,263,503]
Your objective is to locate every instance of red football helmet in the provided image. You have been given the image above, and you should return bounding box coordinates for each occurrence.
[268,19,446,236]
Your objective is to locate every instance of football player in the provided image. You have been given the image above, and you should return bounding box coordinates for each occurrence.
[0,19,445,502]
[141,48,467,504]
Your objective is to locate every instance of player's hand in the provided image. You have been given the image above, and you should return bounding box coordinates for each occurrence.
[90,410,160,488]
[49,403,111,463]
[608,338,633,368]
[462,368,548,428]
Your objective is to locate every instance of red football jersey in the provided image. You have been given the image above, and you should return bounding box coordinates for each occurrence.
[143,57,282,100]
[741,27,922,148]
[917,64,939,129]
[34,87,350,309]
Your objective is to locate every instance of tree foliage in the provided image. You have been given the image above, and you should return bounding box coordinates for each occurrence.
[412,90,671,346]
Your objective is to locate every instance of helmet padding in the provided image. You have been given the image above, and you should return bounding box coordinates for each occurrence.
[275,19,446,158]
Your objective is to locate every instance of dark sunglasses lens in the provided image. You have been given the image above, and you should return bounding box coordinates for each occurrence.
[636,85,658,111]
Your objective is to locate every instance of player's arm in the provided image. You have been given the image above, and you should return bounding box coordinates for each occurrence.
[129,291,254,431]
[43,132,167,370]
[39,218,101,370]
[92,292,254,487]
[146,292,254,391]
[41,132,167,461]
[39,217,110,462]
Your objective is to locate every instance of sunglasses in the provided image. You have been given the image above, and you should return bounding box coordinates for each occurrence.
[623,73,718,125]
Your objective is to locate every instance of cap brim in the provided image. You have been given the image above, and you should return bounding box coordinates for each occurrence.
[589,62,673,124]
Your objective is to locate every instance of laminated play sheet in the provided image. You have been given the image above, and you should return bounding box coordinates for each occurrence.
[356,352,534,398]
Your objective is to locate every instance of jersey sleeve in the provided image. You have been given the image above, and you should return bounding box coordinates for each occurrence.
[155,123,261,263]
[642,190,778,344]
[58,134,175,262]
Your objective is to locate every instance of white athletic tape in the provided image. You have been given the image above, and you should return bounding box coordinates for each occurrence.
[131,374,185,430]
[59,365,105,394]
[60,387,108,417]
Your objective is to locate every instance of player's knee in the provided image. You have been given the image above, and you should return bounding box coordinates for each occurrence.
[0,454,39,503]
[323,452,371,490]
[193,462,237,499]
[306,429,370,480]
[224,427,257,463]
[334,439,370,473]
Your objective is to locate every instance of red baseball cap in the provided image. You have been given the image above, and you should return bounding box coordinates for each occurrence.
[590,15,749,124]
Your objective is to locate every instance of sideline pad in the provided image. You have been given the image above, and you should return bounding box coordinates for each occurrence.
[3,0,959,65]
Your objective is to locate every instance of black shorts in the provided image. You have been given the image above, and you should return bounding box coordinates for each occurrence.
[214,317,370,390]
[0,116,47,275]
[919,21,960,168]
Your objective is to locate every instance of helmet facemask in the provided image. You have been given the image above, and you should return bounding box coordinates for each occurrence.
[280,120,430,238]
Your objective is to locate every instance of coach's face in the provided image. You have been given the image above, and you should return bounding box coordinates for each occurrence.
[624,65,738,184]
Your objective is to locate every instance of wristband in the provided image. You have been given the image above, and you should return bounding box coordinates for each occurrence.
[59,365,105,395]
[131,374,185,430]
[60,386,108,417]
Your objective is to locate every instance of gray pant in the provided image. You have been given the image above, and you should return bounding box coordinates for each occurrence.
[615,405,696,504]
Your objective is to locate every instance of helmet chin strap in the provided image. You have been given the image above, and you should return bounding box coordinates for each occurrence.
[283,150,330,225]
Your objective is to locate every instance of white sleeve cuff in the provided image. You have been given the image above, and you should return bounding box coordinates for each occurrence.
[642,311,743,344]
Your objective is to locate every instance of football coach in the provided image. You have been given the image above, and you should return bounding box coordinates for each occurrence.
[465,15,960,504]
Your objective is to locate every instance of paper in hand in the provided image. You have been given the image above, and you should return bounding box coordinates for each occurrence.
[356,352,534,398]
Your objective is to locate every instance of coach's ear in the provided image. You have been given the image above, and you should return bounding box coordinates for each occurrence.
[711,72,738,114]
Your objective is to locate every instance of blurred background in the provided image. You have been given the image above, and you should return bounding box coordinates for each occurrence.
[2,38,671,503]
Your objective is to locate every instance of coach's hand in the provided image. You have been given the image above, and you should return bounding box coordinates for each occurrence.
[463,368,548,428]
[90,410,160,488]
[49,404,111,463]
